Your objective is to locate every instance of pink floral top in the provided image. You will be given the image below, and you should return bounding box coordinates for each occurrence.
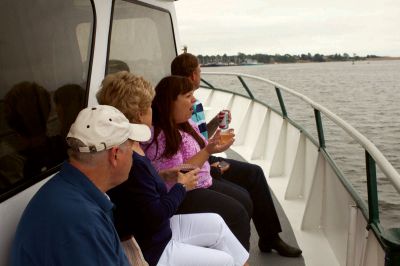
[142,120,212,190]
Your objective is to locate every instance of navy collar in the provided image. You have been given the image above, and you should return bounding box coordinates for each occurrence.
[58,161,114,213]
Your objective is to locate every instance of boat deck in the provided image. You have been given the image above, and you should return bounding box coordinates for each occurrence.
[225,150,305,266]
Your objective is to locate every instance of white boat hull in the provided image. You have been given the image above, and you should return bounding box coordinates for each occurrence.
[195,87,386,265]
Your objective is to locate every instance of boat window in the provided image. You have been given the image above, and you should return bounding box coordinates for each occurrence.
[0,0,94,201]
[108,0,177,86]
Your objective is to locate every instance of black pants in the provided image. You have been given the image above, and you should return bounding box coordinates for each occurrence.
[210,155,282,240]
[176,181,251,250]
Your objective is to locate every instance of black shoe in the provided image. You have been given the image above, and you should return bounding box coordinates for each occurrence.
[258,237,302,257]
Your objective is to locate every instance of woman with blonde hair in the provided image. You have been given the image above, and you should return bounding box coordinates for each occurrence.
[97,71,249,266]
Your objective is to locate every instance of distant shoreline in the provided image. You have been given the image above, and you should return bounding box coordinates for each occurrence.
[201,56,400,67]
[366,56,400,61]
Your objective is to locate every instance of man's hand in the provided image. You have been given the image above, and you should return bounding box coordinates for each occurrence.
[211,161,230,174]
[217,110,231,124]
[207,110,232,137]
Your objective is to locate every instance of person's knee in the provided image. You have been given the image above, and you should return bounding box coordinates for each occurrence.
[253,163,264,175]
[247,162,263,177]
[229,187,253,218]
[247,163,268,186]
[227,182,253,217]
[221,200,250,232]
[208,213,225,224]
[206,213,228,234]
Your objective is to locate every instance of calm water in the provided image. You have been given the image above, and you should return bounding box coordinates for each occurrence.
[202,60,400,229]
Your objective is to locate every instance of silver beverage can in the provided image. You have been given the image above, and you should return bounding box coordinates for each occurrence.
[218,110,229,130]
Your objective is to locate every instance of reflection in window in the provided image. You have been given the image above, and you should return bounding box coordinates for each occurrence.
[108,0,177,86]
[0,0,93,198]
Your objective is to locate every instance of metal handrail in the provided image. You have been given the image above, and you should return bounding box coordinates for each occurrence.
[202,71,400,194]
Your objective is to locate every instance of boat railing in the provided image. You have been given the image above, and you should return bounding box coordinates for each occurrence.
[201,71,400,261]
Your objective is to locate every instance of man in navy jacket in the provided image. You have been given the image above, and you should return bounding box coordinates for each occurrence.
[11,105,151,266]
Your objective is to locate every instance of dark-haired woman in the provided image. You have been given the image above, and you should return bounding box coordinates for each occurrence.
[143,75,253,251]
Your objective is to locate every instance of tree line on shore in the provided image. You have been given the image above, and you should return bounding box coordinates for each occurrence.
[197,52,382,66]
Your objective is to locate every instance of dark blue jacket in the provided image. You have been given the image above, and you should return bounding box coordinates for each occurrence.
[11,161,129,266]
[108,152,186,266]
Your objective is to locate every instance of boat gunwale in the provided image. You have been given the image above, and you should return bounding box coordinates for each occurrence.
[200,71,400,249]
[201,71,400,195]
[199,81,371,220]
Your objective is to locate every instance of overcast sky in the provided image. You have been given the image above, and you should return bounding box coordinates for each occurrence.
[175,0,400,56]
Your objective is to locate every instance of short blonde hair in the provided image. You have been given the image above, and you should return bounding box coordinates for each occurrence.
[97,71,154,123]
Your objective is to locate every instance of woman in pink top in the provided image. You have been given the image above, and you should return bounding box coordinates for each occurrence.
[145,119,211,189]
[143,76,253,250]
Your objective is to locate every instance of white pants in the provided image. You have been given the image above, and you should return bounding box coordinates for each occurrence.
[157,213,249,266]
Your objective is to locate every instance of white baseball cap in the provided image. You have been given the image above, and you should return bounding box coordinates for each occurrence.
[67,105,150,153]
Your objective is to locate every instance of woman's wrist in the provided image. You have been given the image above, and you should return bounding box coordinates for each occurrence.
[203,146,212,156]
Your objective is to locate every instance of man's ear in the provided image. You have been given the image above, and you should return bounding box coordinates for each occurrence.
[189,71,196,82]
[109,147,118,167]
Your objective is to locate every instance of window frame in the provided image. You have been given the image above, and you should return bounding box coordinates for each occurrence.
[106,0,178,78]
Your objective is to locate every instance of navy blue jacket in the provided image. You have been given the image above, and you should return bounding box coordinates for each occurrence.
[11,162,129,266]
[108,152,186,266]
